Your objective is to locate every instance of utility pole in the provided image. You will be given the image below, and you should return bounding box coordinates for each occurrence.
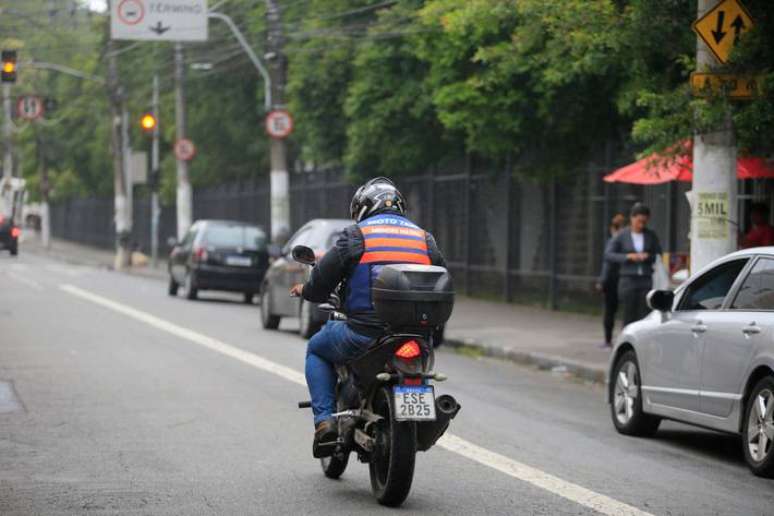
[265,0,291,244]
[690,0,738,272]
[107,36,131,269]
[151,73,160,266]
[122,107,132,241]
[36,130,50,249]
[2,83,11,181]
[174,42,192,240]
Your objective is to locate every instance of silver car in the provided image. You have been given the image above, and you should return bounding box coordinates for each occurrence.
[260,219,351,337]
[608,247,774,477]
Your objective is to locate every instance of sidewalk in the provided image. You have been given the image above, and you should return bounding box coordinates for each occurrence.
[20,234,611,382]
[443,297,610,382]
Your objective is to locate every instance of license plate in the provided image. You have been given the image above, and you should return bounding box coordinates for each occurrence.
[393,385,436,421]
[226,256,252,267]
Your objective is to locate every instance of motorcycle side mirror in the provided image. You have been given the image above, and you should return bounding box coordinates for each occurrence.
[292,245,316,266]
[647,289,674,313]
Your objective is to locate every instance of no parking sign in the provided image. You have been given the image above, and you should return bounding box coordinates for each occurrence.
[265,110,293,139]
[16,95,44,121]
[174,138,196,161]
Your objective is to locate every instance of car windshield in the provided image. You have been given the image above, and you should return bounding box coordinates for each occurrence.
[204,224,267,250]
[292,221,349,251]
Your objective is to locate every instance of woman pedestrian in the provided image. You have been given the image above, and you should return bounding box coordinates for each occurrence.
[597,213,626,348]
[605,203,663,326]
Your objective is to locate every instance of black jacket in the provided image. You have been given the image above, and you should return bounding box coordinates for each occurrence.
[604,228,662,279]
[301,222,446,337]
[598,236,620,285]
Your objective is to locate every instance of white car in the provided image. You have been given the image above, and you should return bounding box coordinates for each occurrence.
[608,247,774,477]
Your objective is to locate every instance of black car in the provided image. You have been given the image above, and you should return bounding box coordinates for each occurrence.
[260,218,351,337]
[168,220,269,303]
[0,214,19,256]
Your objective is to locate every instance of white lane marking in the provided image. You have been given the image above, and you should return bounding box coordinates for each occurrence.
[437,434,650,516]
[5,271,44,291]
[59,283,653,516]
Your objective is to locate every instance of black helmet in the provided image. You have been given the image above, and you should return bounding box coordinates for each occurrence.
[350,177,407,222]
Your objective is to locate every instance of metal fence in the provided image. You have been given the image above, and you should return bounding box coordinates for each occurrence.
[51,165,692,310]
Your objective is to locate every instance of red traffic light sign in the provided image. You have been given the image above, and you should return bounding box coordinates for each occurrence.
[265,110,293,139]
[16,95,44,120]
[174,138,196,161]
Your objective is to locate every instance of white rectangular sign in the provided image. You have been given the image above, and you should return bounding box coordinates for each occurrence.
[130,151,148,184]
[111,0,208,42]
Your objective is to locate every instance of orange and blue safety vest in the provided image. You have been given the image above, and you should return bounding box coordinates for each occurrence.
[345,214,430,315]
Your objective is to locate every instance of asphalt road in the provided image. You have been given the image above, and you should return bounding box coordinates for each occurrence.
[1,251,773,515]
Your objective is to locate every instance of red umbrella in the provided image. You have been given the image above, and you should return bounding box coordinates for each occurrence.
[604,141,774,184]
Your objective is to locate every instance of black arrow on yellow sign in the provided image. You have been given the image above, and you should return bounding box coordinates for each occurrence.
[731,15,746,43]
[712,11,726,43]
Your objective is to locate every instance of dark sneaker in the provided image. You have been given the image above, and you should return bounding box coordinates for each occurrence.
[313,418,338,458]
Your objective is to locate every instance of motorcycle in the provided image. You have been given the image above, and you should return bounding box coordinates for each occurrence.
[291,244,461,507]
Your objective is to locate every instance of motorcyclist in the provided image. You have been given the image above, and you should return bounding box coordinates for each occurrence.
[290,177,446,457]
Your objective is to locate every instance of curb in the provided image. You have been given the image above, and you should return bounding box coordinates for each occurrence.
[443,336,607,384]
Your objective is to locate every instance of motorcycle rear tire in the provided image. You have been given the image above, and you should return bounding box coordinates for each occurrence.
[320,452,349,479]
[369,386,416,507]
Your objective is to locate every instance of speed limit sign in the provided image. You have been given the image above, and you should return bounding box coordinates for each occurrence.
[265,110,293,139]
[17,95,44,121]
[174,138,196,161]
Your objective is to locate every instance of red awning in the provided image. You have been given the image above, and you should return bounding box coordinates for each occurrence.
[604,142,774,184]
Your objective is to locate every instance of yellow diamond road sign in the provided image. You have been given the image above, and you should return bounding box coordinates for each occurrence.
[693,0,754,64]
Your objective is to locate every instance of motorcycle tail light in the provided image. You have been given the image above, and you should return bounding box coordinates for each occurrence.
[10,227,20,238]
[395,340,421,360]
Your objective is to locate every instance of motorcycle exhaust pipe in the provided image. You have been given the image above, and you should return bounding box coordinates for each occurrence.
[416,394,461,451]
[437,394,461,418]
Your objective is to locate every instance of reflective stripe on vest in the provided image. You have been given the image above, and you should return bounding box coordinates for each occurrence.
[360,222,430,266]
[344,214,431,314]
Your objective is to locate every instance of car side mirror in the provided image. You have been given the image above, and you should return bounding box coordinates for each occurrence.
[268,244,282,259]
[167,236,178,248]
[647,289,674,313]
[292,245,316,266]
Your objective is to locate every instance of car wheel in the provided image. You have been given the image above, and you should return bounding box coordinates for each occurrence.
[742,376,774,477]
[260,289,280,330]
[244,292,254,304]
[182,271,198,300]
[299,300,321,339]
[168,276,179,296]
[610,350,660,437]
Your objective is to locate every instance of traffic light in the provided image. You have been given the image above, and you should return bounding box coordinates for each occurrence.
[1,50,17,83]
[140,113,157,133]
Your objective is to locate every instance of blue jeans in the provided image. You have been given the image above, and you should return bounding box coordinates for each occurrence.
[305,321,373,425]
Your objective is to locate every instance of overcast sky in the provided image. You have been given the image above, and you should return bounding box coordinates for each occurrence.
[86,0,107,12]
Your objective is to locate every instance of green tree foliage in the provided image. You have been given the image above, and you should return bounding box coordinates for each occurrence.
[344,0,455,177]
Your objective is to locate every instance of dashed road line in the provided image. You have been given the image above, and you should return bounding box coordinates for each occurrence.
[59,283,652,516]
[4,271,44,291]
